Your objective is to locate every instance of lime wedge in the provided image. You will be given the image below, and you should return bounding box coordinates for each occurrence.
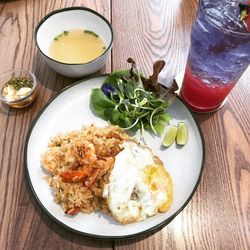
[162,125,178,147]
[176,122,188,146]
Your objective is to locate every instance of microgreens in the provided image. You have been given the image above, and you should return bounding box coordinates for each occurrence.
[91,58,178,142]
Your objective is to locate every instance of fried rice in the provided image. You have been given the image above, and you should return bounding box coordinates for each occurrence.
[41,125,129,215]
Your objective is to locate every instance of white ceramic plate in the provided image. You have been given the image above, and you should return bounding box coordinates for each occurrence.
[25,75,204,239]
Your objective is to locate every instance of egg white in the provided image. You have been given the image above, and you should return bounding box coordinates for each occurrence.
[103,141,172,224]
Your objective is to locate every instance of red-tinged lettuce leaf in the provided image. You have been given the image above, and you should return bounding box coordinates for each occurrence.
[141,60,179,98]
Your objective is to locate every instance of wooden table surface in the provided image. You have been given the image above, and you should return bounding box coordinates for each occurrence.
[0,0,249,249]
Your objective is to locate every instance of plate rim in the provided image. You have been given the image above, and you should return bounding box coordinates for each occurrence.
[24,74,205,240]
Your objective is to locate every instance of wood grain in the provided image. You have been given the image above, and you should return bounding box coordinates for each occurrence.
[0,0,112,249]
[111,0,198,85]
[112,0,250,249]
[0,0,249,249]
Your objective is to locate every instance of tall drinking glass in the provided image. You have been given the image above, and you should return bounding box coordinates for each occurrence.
[180,0,250,113]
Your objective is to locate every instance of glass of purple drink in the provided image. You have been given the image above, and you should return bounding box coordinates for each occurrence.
[180,0,250,113]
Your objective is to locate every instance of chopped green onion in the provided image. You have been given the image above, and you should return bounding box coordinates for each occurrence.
[84,29,99,37]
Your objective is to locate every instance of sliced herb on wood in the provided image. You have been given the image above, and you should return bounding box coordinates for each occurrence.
[239,3,250,31]
[239,4,249,21]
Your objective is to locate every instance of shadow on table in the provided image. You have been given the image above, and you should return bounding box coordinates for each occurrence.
[0,0,19,3]
[176,0,199,30]
[192,111,217,124]
[31,51,106,93]
[31,51,77,92]
[0,99,36,116]
[192,103,228,126]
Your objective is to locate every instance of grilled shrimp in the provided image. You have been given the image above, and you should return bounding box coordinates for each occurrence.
[59,167,90,182]
[42,147,65,175]
[65,141,97,166]
[60,157,115,186]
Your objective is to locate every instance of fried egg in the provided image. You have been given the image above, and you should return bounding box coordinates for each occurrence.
[103,141,173,224]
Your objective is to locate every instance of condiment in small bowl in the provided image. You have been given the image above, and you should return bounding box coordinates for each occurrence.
[35,7,113,78]
[0,69,37,108]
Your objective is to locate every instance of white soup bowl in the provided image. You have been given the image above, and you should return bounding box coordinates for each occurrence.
[35,7,113,78]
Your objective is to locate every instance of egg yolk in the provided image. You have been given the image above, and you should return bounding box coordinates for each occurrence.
[143,163,173,212]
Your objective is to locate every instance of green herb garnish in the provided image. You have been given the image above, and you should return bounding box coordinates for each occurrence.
[102,46,106,50]
[91,58,178,141]
[84,30,99,37]
[4,77,33,91]
[239,3,250,21]
[54,30,69,41]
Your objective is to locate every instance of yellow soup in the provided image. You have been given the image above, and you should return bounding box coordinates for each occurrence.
[49,29,106,64]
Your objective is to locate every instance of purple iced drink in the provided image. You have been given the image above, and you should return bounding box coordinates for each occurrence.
[181,0,250,112]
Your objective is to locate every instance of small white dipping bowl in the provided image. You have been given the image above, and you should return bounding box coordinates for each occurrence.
[35,7,113,78]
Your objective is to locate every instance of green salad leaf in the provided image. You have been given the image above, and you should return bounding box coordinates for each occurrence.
[91,58,177,138]
[91,89,116,118]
